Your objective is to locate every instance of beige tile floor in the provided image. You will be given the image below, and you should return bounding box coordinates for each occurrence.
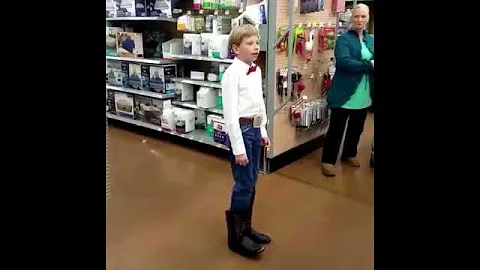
[107,114,374,270]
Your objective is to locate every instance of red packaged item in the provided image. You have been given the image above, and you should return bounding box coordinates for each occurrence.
[318,27,336,52]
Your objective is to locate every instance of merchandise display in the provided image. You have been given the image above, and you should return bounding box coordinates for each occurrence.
[206,114,223,137]
[174,108,196,133]
[107,90,116,113]
[106,0,117,18]
[106,0,343,172]
[149,64,177,93]
[149,0,181,17]
[175,82,195,101]
[141,64,150,90]
[161,105,176,131]
[213,118,228,145]
[183,34,202,55]
[128,63,143,89]
[107,60,124,86]
[121,62,130,87]
[115,92,135,118]
[211,34,230,59]
[115,0,136,17]
[135,0,149,17]
[190,71,205,81]
[106,27,124,56]
[218,63,230,81]
[195,109,207,129]
[117,32,144,58]
[197,87,218,108]
[200,33,213,57]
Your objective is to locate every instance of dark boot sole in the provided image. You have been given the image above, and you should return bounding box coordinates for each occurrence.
[228,243,265,258]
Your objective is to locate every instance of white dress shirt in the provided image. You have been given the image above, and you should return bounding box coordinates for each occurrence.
[221,57,268,156]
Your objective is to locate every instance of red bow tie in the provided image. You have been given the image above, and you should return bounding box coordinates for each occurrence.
[247,65,257,75]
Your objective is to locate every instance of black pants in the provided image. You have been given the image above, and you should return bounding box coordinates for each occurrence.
[322,108,368,165]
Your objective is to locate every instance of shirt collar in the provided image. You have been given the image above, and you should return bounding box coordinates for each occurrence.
[233,57,255,69]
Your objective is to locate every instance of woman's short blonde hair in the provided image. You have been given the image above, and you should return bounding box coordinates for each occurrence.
[228,24,259,48]
[350,3,370,22]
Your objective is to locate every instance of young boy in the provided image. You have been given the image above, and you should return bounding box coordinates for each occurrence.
[222,24,271,258]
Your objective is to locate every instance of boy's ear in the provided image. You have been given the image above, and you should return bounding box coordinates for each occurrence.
[232,44,240,55]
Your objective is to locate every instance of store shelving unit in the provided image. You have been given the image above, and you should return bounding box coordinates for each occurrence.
[106,55,174,65]
[171,78,222,88]
[163,53,235,63]
[171,100,223,114]
[106,16,177,22]
[106,85,175,99]
[107,112,229,151]
[106,7,230,153]
[106,0,339,173]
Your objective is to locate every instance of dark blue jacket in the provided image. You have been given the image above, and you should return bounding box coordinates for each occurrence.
[327,29,374,108]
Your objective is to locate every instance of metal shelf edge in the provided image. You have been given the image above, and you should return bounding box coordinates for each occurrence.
[107,113,229,150]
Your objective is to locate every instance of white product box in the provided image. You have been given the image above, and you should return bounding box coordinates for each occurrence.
[190,71,205,80]
[183,34,202,56]
[175,82,194,101]
[200,33,213,57]
[162,39,184,55]
[161,106,176,132]
[211,35,230,59]
[115,92,135,118]
[117,32,144,58]
[106,0,117,18]
[197,87,218,108]
[174,108,196,133]
[115,0,136,17]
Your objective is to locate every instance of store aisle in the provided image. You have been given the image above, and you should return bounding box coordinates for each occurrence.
[107,119,374,270]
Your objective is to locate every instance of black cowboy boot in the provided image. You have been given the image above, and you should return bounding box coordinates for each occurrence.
[225,210,265,258]
[246,189,272,244]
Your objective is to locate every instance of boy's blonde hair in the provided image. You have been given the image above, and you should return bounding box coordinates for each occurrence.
[228,24,259,48]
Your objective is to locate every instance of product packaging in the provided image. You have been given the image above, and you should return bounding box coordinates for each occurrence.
[117,32,144,58]
[115,92,135,118]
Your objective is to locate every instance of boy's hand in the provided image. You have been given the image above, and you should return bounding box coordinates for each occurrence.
[235,154,249,166]
[262,137,271,148]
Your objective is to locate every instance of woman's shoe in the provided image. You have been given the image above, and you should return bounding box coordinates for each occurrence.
[342,157,361,167]
[322,163,336,176]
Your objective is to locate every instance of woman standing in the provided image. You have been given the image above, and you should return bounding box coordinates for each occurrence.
[322,4,374,176]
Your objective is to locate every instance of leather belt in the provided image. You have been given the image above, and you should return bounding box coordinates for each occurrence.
[239,117,254,125]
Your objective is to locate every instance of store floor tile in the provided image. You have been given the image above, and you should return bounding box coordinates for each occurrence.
[107,118,374,270]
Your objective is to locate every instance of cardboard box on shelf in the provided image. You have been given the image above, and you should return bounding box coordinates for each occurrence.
[115,0,136,17]
[149,64,177,93]
[117,32,144,58]
[128,63,142,89]
[141,64,150,90]
[175,82,194,101]
[115,92,135,118]
[213,118,229,145]
[174,108,196,133]
[197,87,218,108]
[106,27,123,56]
[107,60,124,86]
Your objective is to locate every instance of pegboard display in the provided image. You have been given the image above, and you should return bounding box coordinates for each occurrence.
[271,0,338,157]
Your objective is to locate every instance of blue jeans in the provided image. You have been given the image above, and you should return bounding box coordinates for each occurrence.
[229,124,262,215]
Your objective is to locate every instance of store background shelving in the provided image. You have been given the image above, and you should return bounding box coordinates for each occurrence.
[106,1,242,154]
[107,0,341,173]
